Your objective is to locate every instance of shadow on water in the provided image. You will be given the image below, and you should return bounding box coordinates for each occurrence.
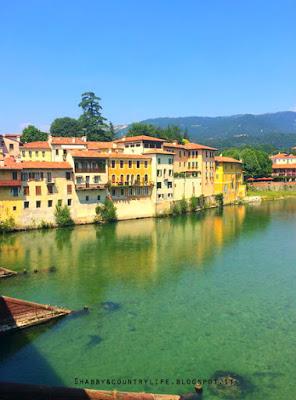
[0,298,65,386]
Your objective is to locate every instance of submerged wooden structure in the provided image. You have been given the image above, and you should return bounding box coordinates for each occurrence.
[0,382,181,400]
[0,267,17,279]
[0,296,71,334]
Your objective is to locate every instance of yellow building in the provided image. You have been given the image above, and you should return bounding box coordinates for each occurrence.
[108,153,153,199]
[21,142,52,161]
[0,162,23,224]
[214,156,246,204]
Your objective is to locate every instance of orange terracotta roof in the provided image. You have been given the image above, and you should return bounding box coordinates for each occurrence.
[51,137,86,145]
[70,150,108,158]
[23,141,50,149]
[215,156,242,164]
[115,135,165,143]
[272,163,296,169]
[184,143,217,151]
[21,161,72,170]
[271,153,296,159]
[86,141,118,149]
[163,142,186,150]
[144,150,175,155]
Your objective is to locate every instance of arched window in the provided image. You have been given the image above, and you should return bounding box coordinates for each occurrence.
[144,174,148,183]
[112,175,115,183]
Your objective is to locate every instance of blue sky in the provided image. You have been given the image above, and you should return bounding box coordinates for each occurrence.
[1,0,296,132]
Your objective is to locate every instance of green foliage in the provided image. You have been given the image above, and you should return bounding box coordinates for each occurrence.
[95,198,117,222]
[54,205,74,227]
[198,194,205,209]
[21,125,48,143]
[0,216,16,232]
[50,117,82,137]
[171,198,188,215]
[215,193,224,207]
[38,220,54,229]
[189,196,198,211]
[222,147,272,178]
[78,92,114,141]
[127,123,190,143]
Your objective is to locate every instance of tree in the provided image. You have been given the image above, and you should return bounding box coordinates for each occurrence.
[223,147,272,178]
[50,117,82,137]
[21,125,48,143]
[127,123,159,137]
[78,92,114,141]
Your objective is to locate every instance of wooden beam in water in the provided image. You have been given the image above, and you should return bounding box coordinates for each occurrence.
[0,267,17,279]
[0,296,71,334]
[0,382,181,400]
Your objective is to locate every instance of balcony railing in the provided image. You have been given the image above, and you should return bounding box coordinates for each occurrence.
[110,180,154,187]
[0,179,22,187]
[75,183,107,190]
[75,168,106,173]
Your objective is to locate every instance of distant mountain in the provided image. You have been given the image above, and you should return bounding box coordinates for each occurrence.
[121,111,296,150]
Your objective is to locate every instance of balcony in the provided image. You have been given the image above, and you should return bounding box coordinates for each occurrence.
[110,180,154,187]
[75,183,107,190]
[0,180,22,187]
[75,168,106,173]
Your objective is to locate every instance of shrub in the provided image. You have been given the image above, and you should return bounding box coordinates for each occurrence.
[189,196,198,212]
[38,220,54,229]
[171,202,181,215]
[95,198,117,222]
[54,205,74,227]
[0,216,16,233]
[179,197,188,213]
[215,193,224,207]
[197,195,205,209]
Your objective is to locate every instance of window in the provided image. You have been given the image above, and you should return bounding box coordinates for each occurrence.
[144,161,148,168]
[35,186,41,195]
[120,160,124,168]
[158,158,161,164]
[47,184,53,194]
[48,200,53,207]
[67,184,72,194]
[136,174,140,183]
[157,169,162,177]
[58,199,62,206]
[111,160,115,168]
[94,176,99,183]
[29,151,32,157]
[12,171,17,180]
[144,174,148,183]
[168,181,173,188]
[111,189,116,196]
[120,174,124,183]
[36,201,41,208]
[169,169,172,176]
[120,189,124,196]
[10,188,18,197]
[66,171,71,180]
[112,174,115,183]
[56,149,59,156]
[13,206,16,211]
[85,195,89,201]
[157,182,162,189]
[42,151,45,158]
[47,172,52,182]
[136,161,140,168]
[63,149,67,155]
[97,195,101,201]
[128,160,132,168]
[22,151,25,157]
[67,199,72,206]
[24,186,30,196]
[35,151,39,156]
[168,158,173,164]
[24,201,29,209]
[9,143,14,150]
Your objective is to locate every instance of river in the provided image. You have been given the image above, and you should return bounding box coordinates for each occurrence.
[1,199,296,399]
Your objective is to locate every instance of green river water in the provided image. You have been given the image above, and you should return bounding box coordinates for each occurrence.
[1,199,296,399]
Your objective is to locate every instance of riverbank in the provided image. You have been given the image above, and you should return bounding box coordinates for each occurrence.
[247,189,296,201]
